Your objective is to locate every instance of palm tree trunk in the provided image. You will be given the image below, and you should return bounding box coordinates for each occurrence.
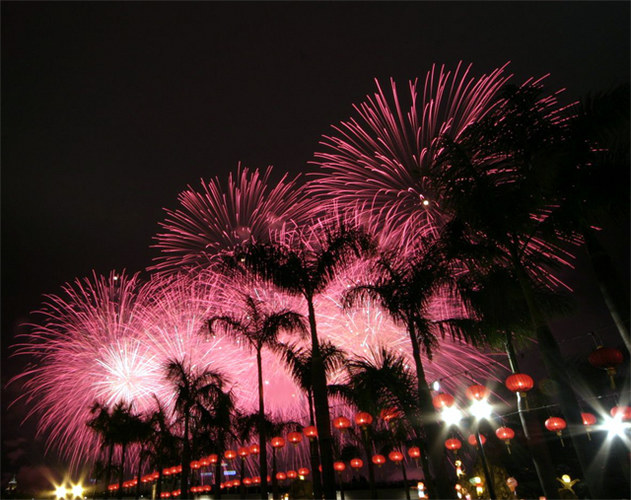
[306,297,336,499]
[307,389,323,500]
[361,431,377,500]
[135,448,144,499]
[407,317,453,500]
[214,456,222,500]
[105,442,114,499]
[117,443,127,500]
[156,464,163,500]
[271,447,279,500]
[583,228,630,352]
[256,348,269,500]
[400,460,410,500]
[181,412,190,500]
[512,252,596,498]
[504,331,557,498]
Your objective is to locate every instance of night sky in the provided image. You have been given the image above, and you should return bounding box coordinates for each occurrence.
[2,1,629,492]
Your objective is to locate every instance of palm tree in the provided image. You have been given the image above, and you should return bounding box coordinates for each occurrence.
[434,82,597,496]
[550,84,630,351]
[330,347,422,500]
[207,294,306,500]
[146,400,179,500]
[165,358,228,500]
[342,245,462,499]
[228,222,373,499]
[88,402,115,498]
[279,340,347,499]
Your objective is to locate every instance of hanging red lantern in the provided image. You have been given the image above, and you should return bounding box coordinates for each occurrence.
[271,436,285,448]
[163,468,171,476]
[432,393,455,409]
[203,485,211,492]
[208,454,218,464]
[465,384,489,401]
[224,450,237,460]
[248,444,260,455]
[589,346,624,388]
[388,450,404,463]
[610,406,631,421]
[238,447,249,458]
[298,467,310,476]
[581,412,597,426]
[252,477,261,485]
[243,478,252,486]
[233,479,241,487]
[380,407,403,423]
[276,472,287,481]
[287,431,303,445]
[355,411,373,428]
[445,438,462,452]
[190,460,200,469]
[190,486,198,494]
[169,466,178,475]
[334,461,346,472]
[303,426,318,439]
[505,374,535,394]
[545,417,567,446]
[371,454,386,466]
[350,458,363,469]
[200,457,210,467]
[176,465,182,473]
[467,434,486,446]
[333,416,352,431]
[495,426,515,453]
[287,470,298,479]
[407,446,421,459]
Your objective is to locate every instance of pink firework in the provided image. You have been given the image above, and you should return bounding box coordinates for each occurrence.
[11,271,154,466]
[309,62,512,247]
[153,164,314,273]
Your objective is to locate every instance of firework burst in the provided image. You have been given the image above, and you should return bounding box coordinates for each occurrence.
[309,62,513,248]
[153,164,314,273]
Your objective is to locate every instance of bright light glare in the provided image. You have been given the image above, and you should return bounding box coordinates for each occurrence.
[432,380,440,391]
[603,416,630,439]
[469,400,492,420]
[71,484,84,497]
[55,485,67,498]
[441,406,463,426]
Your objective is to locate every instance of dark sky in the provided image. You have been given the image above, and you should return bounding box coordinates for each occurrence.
[2,1,629,492]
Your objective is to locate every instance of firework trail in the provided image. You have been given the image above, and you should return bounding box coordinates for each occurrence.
[153,164,314,273]
[309,62,513,249]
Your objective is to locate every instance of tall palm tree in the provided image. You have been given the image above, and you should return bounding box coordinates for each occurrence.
[88,402,115,498]
[434,82,597,496]
[165,358,228,500]
[550,84,630,351]
[279,340,347,499]
[330,347,419,500]
[228,222,373,499]
[343,245,463,499]
[207,294,306,500]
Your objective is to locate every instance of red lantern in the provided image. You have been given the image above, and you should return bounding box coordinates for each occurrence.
[465,384,489,401]
[371,454,386,466]
[590,346,624,388]
[169,466,178,475]
[334,461,346,472]
[407,446,421,459]
[208,454,218,464]
[243,478,252,486]
[238,447,249,458]
[200,457,210,467]
[203,485,211,492]
[276,472,287,481]
[582,412,597,426]
[467,434,486,446]
[176,465,182,473]
[224,449,237,460]
[388,450,404,463]
[190,460,200,469]
[432,393,455,409]
[303,426,318,439]
[380,407,403,422]
[298,467,310,476]
[252,477,261,485]
[287,470,298,479]
[333,416,352,430]
[350,458,363,469]
[610,406,631,421]
[445,438,462,452]
[545,417,566,433]
[163,468,171,476]
[496,426,515,453]
[505,373,534,394]
[355,411,373,427]
[248,444,260,455]
[233,479,241,487]
[287,431,303,445]
[271,436,285,448]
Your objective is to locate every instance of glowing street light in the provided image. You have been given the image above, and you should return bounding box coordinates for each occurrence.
[54,485,68,499]
[71,483,84,498]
